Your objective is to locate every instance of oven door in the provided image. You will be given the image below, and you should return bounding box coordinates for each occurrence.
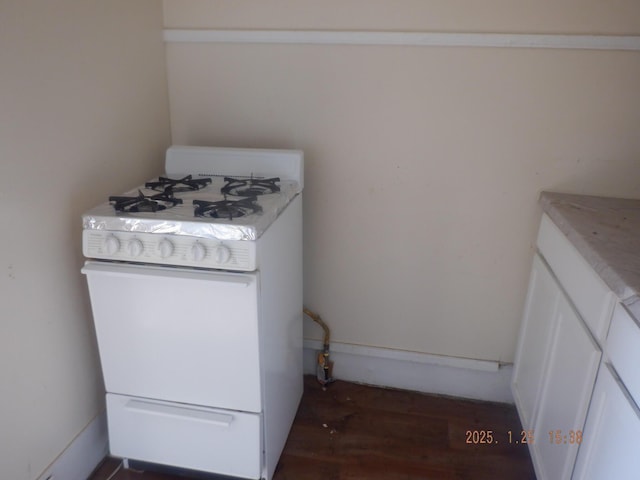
[82,260,262,413]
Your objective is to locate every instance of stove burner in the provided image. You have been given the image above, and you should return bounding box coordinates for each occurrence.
[221,176,281,197]
[109,189,183,213]
[193,197,262,220]
[145,175,212,192]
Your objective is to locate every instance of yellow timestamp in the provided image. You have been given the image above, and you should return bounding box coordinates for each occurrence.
[465,430,535,445]
[549,429,582,445]
[465,429,583,446]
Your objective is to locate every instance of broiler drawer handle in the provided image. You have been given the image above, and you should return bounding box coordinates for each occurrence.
[125,399,234,427]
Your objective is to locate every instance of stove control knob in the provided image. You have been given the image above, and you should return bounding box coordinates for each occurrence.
[104,234,120,255]
[127,238,144,257]
[215,245,232,264]
[157,239,174,258]
[190,242,206,262]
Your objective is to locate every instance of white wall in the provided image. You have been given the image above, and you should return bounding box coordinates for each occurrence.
[163,1,640,363]
[0,2,170,479]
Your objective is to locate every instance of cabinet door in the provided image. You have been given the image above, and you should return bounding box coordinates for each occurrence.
[512,254,562,429]
[531,294,601,480]
[572,363,640,480]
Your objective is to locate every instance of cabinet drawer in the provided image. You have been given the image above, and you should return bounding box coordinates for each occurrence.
[537,214,616,343]
[607,304,640,406]
[107,394,262,478]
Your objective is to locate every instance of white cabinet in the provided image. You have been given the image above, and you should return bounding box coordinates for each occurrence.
[573,304,640,479]
[512,255,562,430]
[512,253,601,480]
[536,215,616,344]
[572,363,640,480]
[530,293,600,480]
[607,304,640,403]
[517,198,640,479]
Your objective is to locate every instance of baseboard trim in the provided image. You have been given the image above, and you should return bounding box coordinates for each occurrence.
[32,344,511,480]
[303,340,514,404]
[37,411,108,480]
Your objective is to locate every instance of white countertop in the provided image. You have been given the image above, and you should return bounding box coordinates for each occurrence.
[539,192,640,318]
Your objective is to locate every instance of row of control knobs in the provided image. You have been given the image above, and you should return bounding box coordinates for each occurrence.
[103,234,232,264]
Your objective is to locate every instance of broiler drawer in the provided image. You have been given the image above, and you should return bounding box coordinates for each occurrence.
[107,393,262,479]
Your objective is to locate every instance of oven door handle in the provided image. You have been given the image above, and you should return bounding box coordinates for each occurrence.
[82,261,255,287]
[125,399,234,427]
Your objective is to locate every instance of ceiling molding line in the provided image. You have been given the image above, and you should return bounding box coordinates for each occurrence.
[163,29,640,51]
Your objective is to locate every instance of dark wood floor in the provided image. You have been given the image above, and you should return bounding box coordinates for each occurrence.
[89,376,536,480]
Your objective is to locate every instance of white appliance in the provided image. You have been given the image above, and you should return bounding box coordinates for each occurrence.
[81,146,304,480]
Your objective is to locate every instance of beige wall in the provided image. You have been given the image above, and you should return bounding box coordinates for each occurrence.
[0,2,170,479]
[164,1,640,363]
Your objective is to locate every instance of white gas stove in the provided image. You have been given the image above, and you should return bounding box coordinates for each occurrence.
[82,146,304,480]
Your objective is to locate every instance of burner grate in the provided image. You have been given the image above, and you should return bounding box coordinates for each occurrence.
[193,197,262,220]
[109,189,183,213]
[145,175,212,192]
[221,176,280,197]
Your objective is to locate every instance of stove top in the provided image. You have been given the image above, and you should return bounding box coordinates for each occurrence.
[82,146,303,269]
[83,174,300,241]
